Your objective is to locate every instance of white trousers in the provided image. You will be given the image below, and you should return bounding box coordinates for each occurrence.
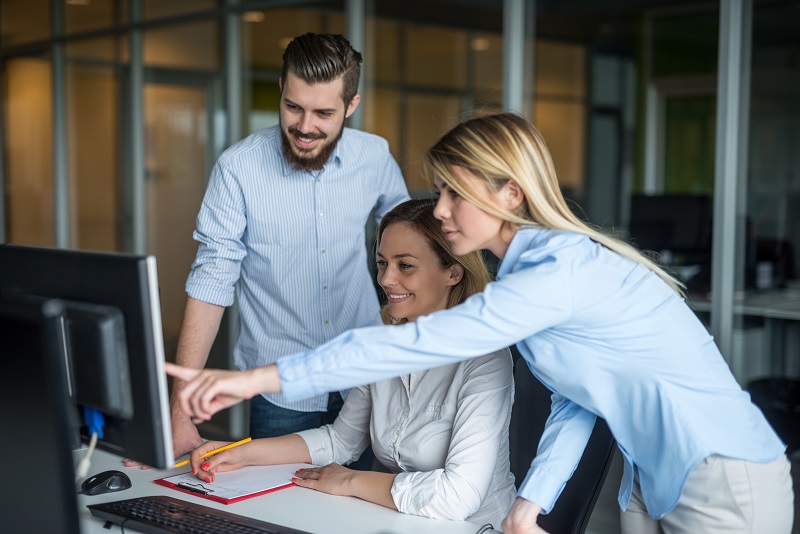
[620,454,794,534]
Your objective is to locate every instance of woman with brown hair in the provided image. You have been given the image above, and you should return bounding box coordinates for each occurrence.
[183,199,516,527]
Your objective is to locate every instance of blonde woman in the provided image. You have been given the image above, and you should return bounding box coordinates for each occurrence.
[184,199,516,527]
[169,113,793,534]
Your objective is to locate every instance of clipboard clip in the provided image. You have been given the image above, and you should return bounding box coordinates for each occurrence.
[177,482,215,496]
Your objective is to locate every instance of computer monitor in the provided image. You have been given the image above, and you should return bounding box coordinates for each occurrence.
[0,297,80,534]
[0,244,174,468]
[629,193,713,262]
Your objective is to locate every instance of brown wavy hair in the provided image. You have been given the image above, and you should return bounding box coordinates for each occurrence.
[376,199,491,325]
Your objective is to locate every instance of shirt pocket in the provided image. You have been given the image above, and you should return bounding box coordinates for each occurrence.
[424,402,447,421]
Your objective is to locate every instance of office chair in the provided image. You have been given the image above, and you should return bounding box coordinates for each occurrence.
[509,352,617,534]
[747,377,800,456]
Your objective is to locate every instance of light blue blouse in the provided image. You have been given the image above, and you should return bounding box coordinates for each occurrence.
[278,226,785,518]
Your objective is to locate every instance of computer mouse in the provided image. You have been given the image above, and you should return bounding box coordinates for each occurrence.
[81,470,132,496]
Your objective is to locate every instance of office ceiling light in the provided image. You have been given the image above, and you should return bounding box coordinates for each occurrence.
[241,11,265,23]
[66,0,91,5]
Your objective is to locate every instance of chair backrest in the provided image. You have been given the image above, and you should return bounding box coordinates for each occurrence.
[509,354,617,534]
[747,377,800,455]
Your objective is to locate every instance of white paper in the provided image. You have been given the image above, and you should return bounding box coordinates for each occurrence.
[159,463,315,501]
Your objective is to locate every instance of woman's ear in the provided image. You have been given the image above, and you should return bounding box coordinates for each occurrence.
[502,180,525,211]
[447,263,465,286]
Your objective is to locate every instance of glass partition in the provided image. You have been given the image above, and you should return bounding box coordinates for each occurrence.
[143,0,217,21]
[65,0,126,36]
[65,39,122,251]
[0,0,50,46]
[737,0,800,382]
[144,20,220,70]
[3,57,54,246]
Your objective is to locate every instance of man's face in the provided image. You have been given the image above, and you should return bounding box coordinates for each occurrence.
[279,71,360,171]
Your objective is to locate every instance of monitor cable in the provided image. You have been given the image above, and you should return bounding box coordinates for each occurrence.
[75,407,105,483]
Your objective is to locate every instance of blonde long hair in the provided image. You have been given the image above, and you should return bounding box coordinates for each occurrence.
[376,198,492,324]
[425,112,683,294]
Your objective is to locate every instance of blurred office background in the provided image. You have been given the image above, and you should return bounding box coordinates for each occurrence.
[1,1,798,530]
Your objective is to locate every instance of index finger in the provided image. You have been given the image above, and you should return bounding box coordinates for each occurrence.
[165,362,201,382]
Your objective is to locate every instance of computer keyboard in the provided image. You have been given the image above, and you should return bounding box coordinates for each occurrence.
[87,495,310,534]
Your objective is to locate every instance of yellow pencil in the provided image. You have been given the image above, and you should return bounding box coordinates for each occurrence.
[173,437,253,468]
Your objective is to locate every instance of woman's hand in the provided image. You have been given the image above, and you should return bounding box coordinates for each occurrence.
[165,362,280,422]
[291,463,356,497]
[190,440,252,483]
[501,498,550,534]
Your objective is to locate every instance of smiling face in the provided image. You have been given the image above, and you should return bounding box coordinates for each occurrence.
[279,71,360,171]
[433,166,513,259]
[376,223,462,323]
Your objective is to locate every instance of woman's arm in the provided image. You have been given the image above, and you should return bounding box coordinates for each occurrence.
[278,263,573,403]
[296,385,373,467]
[165,362,280,423]
[166,256,573,421]
[518,391,596,514]
[286,385,384,502]
[292,463,398,510]
[192,434,312,482]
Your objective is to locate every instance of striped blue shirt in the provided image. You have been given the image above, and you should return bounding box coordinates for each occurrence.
[186,125,409,412]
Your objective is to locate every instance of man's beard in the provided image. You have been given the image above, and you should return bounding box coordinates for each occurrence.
[280,120,344,172]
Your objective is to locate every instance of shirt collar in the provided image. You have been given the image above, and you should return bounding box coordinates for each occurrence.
[497,225,544,279]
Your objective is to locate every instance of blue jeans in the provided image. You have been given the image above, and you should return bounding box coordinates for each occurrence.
[249,393,374,471]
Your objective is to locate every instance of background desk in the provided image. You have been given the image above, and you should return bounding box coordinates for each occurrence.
[76,449,497,534]
[688,286,800,380]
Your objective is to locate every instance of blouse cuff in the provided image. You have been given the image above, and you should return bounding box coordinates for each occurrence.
[294,428,334,466]
[517,465,568,514]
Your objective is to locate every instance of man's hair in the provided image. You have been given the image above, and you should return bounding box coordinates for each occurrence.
[281,33,362,105]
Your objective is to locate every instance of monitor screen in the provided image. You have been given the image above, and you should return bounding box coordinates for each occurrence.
[629,194,713,260]
[0,297,81,534]
[0,244,174,468]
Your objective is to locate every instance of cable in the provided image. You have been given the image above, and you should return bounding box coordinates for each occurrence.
[75,431,98,483]
[474,523,495,534]
[75,407,106,483]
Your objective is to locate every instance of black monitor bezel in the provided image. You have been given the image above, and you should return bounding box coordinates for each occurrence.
[0,244,174,468]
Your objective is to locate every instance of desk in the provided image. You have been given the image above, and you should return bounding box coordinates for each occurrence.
[687,286,800,378]
[76,449,495,534]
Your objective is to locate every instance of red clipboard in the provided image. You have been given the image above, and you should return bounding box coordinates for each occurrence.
[154,463,313,505]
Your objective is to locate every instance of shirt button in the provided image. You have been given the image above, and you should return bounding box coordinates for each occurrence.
[322,285,328,290]
[319,212,324,217]
[324,320,330,325]
[320,249,326,254]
